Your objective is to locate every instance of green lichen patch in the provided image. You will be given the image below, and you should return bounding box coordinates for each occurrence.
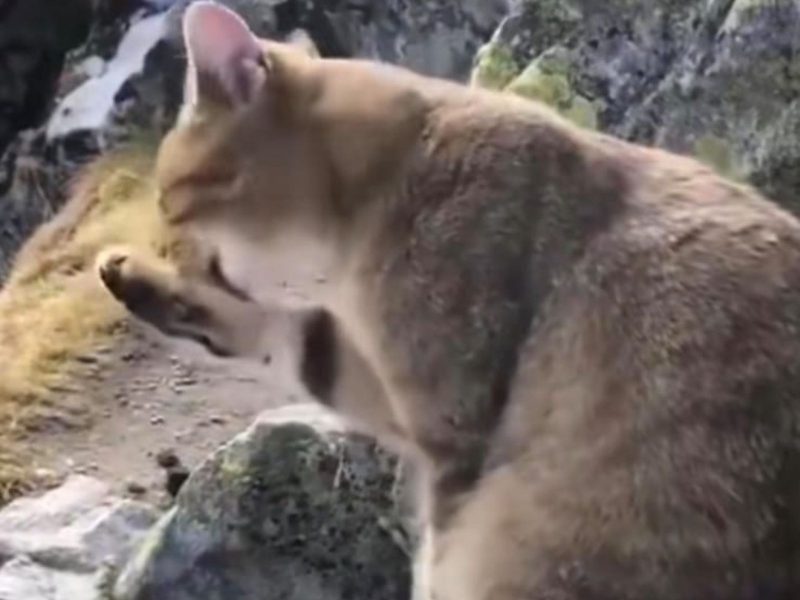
[693,134,744,180]
[563,95,600,130]
[470,41,520,91]
[504,49,601,129]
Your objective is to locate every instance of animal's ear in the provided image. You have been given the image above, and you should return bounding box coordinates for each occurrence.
[182,1,268,110]
[285,29,320,59]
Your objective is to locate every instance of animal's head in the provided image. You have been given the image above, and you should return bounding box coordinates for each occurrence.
[155,1,427,302]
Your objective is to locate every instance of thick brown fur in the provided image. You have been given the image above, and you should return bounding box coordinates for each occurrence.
[96,3,800,598]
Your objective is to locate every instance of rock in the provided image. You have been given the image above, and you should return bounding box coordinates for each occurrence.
[0,556,104,600]
[154,448,190,498]
[154,448,180,469]
[471,0,800,213]
[0,0,93,156]
[45,10,172,145]
[156,448,181,469]
[0,0,95,279]
[163,466,190,499]
[114,404,415,600]
[620,1,800,211]
[0,128,74,280]
[126,480,148,497]
[0,475,159,600]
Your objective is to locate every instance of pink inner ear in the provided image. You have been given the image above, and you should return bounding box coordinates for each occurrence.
[183,1,265,105]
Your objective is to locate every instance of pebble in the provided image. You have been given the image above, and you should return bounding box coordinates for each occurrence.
[165,467,190,498]
[33,468,57,480]
[156,448,181,469]
[125,479,148,496]
[150,415,165,425]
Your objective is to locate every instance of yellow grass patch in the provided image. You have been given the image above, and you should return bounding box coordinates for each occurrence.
[0,143,167,503]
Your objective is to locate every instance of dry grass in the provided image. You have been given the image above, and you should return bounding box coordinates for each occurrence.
[0,142,168,503]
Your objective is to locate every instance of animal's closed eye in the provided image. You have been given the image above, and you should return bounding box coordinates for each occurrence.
[208,254,251,301]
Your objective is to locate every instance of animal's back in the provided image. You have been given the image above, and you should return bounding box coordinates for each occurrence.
[395,99,800,598]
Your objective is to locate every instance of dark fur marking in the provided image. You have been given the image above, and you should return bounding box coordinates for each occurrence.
[300,309,338,404]
[208,254,251,301]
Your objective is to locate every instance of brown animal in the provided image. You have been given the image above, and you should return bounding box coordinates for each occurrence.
[96,2,800,598]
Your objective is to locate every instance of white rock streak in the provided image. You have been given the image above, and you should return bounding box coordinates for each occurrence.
[46,11,169,141]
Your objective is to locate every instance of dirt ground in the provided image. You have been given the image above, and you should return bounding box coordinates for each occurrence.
[17,317,306,505]
[16,317,301,504]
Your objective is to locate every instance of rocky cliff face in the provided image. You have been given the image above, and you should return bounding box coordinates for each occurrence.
[474,0,800,209]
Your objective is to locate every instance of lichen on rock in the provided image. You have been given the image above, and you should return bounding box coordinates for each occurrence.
[504,47,600,129]
[470,40,520,90]
[693,134,742,181]
[113,404,415,600]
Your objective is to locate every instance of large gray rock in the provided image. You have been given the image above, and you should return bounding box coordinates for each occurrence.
[472,0,800,211]
[0,475,160,600]
[113,404,415,600]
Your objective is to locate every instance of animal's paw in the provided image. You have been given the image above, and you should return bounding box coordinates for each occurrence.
[95,245,135,299]
[94,245,176,319]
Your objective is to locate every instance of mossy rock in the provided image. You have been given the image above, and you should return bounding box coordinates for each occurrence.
[114,404,414,600]
[470,41,520,90]
[504,48,600,130]
[693,135,744,181]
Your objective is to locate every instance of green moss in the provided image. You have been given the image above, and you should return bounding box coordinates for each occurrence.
[693,134,743,180]
[507,63,572,107]
[504,50,600,130]
[470,42,520,91]
[563,96,599,130]
[220,453,249,480]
